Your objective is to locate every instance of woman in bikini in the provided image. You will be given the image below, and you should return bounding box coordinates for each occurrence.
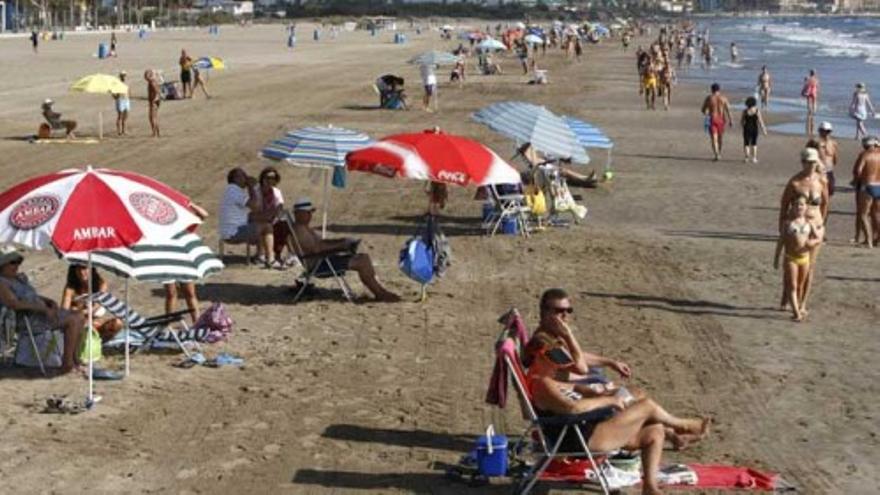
[528,342,709,495]
[778,148,827,314]
[774,196,823,322]
[642,62,658,111]
[801,69,819,137]
[60,265,123,340]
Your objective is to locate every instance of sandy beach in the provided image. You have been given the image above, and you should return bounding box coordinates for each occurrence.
[0,22,877,494]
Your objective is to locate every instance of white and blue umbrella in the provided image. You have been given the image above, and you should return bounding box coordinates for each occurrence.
[523,34,543,45]
[260,126,373,236]
[472,101,589,164]
[563,116,615,172]
[478,38,507,51]
[408,50,458,66]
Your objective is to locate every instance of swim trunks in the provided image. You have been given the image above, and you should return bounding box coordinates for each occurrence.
[864,183,880,200]
[710,115,726,136]
[115,98,130,113]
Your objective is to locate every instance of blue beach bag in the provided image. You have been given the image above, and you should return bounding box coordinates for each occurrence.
[399,237,434,285]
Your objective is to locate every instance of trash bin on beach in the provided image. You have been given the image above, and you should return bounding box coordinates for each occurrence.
[97,43,109,59]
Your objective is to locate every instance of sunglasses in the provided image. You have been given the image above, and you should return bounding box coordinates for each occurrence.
[6,260,22,266]
[548,306,573,315]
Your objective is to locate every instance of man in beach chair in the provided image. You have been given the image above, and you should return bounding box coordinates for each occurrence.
[285,198,399,303]
[39,99,77,139]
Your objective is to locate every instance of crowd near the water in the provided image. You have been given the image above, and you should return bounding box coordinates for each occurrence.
[635,22,880,323]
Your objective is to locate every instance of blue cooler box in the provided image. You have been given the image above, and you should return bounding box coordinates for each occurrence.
[501,216,518,235]
[97,43,108,59]
[475,427,508,477]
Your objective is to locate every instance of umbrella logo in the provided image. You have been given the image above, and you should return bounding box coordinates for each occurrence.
[129,192,178,225]
[437,170,468,185]
[9,195,60,229]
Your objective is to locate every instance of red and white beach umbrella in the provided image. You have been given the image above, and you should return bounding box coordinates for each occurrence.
[0,166,202,253]
[0,166,201,405]
[345,130,521,187]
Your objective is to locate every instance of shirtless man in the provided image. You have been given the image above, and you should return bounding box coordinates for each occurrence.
[291,198,400,301]
[852,137,880,247]
[701,83,733,161]
[729,42,739,63]
[758,66,771,109]
[145,70,161,138]
[816,122,839,219]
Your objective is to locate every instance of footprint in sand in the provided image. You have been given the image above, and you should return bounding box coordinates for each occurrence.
[221,458,251,471]
[176,468,198,480]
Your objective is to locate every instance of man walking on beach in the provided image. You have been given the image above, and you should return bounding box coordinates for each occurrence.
[145,70,161,138]
[758,66,771,109]
[701,83,732,162]
[853,137,880,247]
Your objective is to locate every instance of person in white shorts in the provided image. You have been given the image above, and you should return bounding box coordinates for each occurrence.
[419,63,438,112]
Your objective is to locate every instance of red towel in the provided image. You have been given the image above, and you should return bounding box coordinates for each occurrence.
[679,464,779,491]
[485,312,530,408]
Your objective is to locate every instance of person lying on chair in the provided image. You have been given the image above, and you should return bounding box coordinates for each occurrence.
[41,99,77,138]
[291,198,400,302]
[0,247,84,373]
[528,343,710,495]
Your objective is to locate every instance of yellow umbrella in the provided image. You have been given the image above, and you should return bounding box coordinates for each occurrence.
[69,74,129,140]
[70,74,129,94]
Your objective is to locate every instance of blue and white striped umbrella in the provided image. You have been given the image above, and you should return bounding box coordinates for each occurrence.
[260,126,373,168]
[562,117,614,150]
[260,126,373,237]
[472,101,590,164]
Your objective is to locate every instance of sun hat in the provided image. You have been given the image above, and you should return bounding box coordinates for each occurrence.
[42,98,53,108]
[800,147,820,163]
[0,246,24,268]
[819,121,833,132]
[293,198,316,212]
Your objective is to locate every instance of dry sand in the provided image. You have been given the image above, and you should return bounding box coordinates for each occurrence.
[0,22,877,495]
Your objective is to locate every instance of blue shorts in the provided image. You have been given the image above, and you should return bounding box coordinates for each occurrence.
[116,98,130,113]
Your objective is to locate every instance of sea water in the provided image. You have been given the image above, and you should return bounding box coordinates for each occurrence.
[677,16,880,136]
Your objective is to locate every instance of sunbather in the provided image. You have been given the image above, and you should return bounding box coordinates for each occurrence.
[41,99,77,138]
[0,247,84,373]
[528,342,710,495]
[60,265,123,340]
[291,198,400,302]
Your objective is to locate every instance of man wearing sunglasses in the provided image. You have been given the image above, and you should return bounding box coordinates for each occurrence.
[524,288,632,383]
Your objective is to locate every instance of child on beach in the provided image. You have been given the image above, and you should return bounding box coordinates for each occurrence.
[774,195,823,322]
[741,96,767,163]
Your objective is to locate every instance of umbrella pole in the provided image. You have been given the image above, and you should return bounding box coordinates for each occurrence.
[321,168,329,239]
[87,253,94,404]
[98,110,103,140]
[124,278,130,377]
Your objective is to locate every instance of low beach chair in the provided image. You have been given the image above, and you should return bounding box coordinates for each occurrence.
[488,313,616,495]
[218,236,255,265]
[484,184,531,238]
[281,211,354,303]
[0,305,60,376]
[91,292,204,357]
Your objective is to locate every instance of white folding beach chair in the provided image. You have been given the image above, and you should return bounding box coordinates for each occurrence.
[281,211,354,303]
[484,184,531,238]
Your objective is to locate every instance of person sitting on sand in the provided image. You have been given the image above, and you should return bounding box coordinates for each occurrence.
[60,265,123,341]
[528,340,710,495]
[290,198,400,302]
[41,99,77,138]
[219,167,275,269]
[774,196,823,322]
[0,247,85,374]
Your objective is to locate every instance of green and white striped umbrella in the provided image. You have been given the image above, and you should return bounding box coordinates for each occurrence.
[63,232,223,282]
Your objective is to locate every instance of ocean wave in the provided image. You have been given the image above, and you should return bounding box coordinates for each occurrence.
[758,22,880,62]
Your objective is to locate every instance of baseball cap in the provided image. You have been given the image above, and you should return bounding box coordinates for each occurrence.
[818,121,833,132]
[293,198,316,212]
[800,148,820,163]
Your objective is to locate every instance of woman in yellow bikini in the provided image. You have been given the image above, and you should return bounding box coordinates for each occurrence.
[774,195,823,322]
[642,62,658,110]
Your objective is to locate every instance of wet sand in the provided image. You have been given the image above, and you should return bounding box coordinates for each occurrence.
[0,22,877,494]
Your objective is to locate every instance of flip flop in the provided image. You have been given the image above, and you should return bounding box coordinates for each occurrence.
[204,353,244,368]
[92,368,123,381]
[173,352,206,369]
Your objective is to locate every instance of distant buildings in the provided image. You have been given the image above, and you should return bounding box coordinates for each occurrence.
[195,0,254,15]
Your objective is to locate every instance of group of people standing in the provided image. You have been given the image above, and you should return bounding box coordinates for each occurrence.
[636,44,675,111]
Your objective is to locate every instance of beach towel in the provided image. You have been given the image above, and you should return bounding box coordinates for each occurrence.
[485,338,516,408]
[680,464,785,491]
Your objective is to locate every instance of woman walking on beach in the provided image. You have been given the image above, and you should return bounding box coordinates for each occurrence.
[757,66,771,109]
[778,148,827,313]
[774,195,823,322]
[801,69,819,137]
[849,83,875,141]
[741,96,767,163]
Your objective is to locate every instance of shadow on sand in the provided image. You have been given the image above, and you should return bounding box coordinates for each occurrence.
[150,282,351,306]
[582,291,780,321]
[322,424,474,452]
[329,214,483,237]
[663,229,777,243]
[616,152,710,163]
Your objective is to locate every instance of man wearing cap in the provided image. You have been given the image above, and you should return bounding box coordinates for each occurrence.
[852,136,880,247]
[291,198,400,302]
[40,99,77,139]
[817,121,838,206]
[219,168,275,267]
[113,71,130,136]
[0,246,85,373]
